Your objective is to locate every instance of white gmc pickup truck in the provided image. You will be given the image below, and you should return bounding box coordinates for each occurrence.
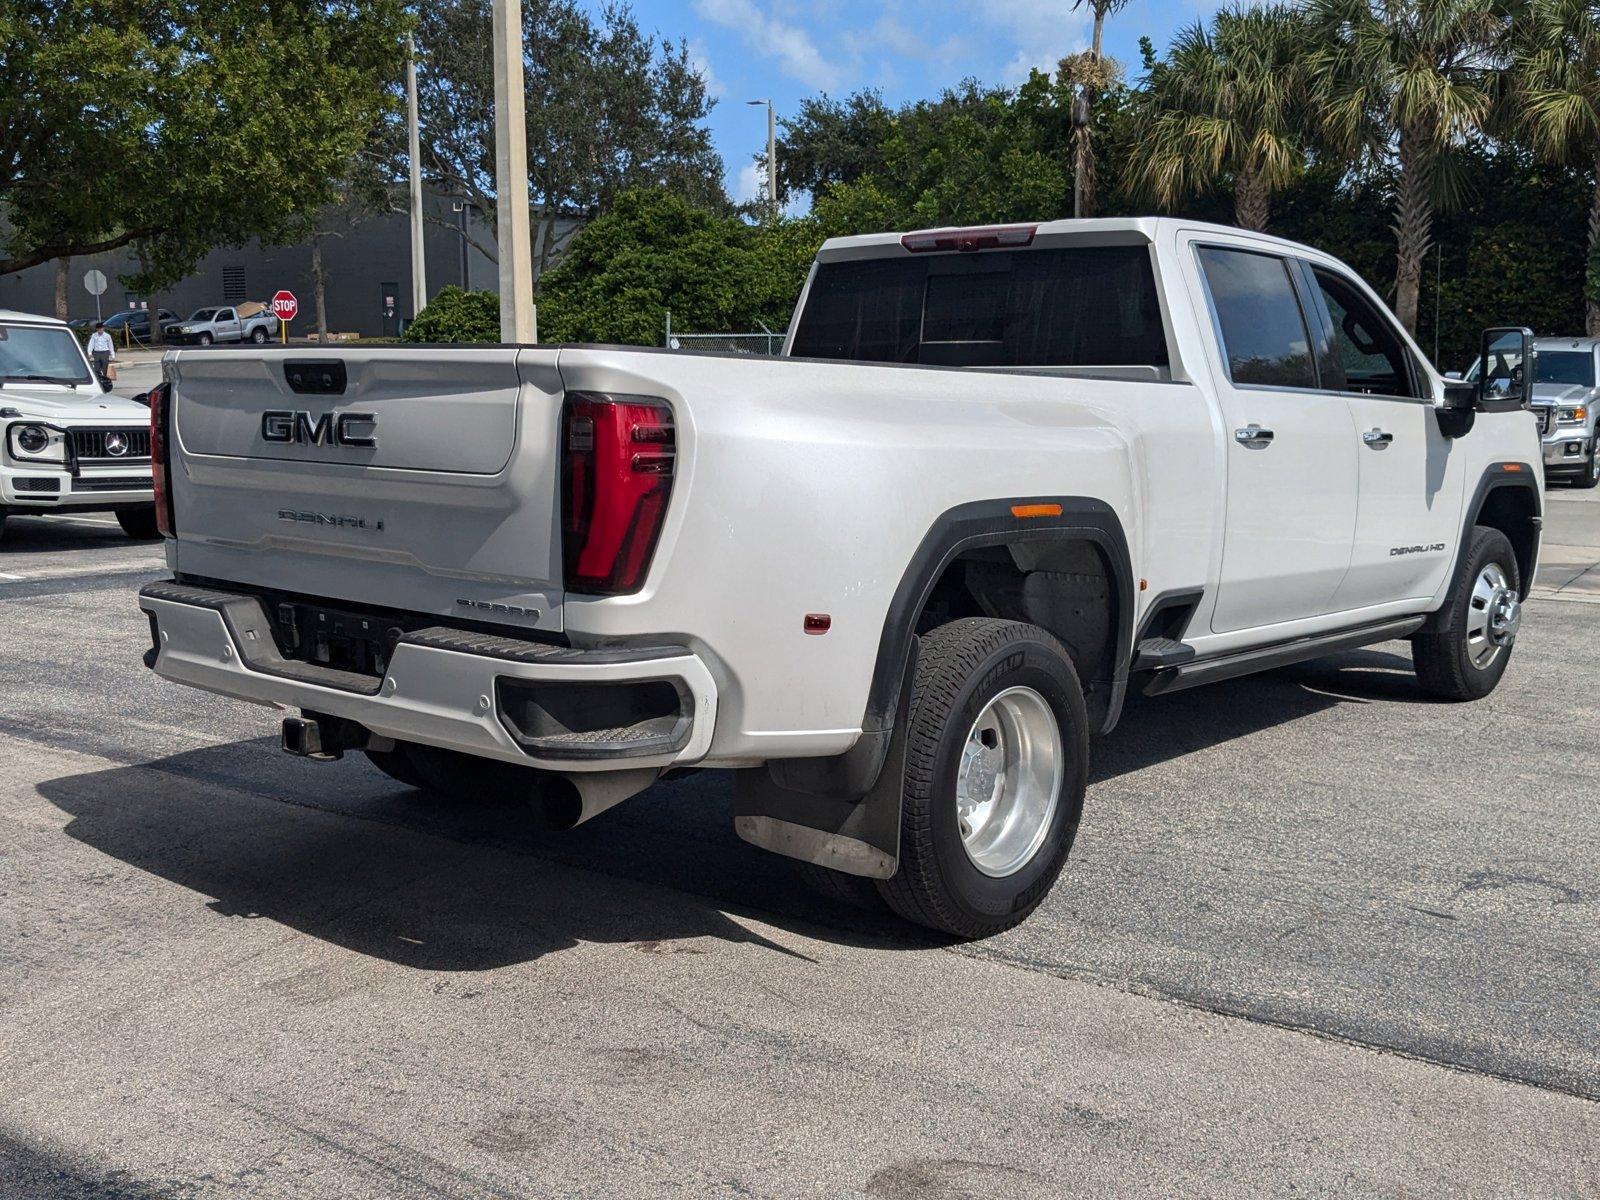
[138,218,1543,938]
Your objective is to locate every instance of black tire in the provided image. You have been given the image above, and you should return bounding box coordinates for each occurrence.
[1412,526,1521,701]
[251,326,269,344]
[876,617,1088,939]
[1572,446,1600,490]
[116,505,161,539]
[198,332,213,346]
[795,861,889,912]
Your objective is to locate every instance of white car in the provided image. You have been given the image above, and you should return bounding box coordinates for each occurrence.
[0,310,157,539]
[137,218,1543,937]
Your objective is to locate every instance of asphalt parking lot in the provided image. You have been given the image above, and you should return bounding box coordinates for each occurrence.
[1,493,1596,1198]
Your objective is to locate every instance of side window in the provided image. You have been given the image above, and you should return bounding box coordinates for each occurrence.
[1309,267,1419,398]
[217,309,234,322]
[1197,247,1317,389]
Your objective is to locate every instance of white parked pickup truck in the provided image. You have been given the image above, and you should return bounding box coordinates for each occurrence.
[0,310,159,539]
[137,218,1543,937]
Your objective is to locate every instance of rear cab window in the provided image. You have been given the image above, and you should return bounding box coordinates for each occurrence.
[1195,246,1316,389]
[789,244,1170,376]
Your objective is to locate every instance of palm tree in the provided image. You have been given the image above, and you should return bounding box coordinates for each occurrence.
[1306,0,1505,334]
[1064,0,1132,216]
[1123,5,1309,231]
[1509,0,1600,335]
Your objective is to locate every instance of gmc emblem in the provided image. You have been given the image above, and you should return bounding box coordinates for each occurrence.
[262,409,377,448]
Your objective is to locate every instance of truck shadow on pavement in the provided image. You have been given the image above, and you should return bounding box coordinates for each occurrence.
[35,747,873,972]
[0,515,138,552]
[1094,643,1426,782]
[34,645,1427,971]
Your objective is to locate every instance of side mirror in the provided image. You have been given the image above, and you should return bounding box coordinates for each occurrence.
[1474,326,1535,411]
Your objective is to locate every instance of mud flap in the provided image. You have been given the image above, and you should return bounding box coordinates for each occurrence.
[732,642,919,880]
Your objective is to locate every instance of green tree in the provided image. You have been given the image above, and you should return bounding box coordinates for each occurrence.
[776,91,896,198]
[0,1,407,285]
[403,285,500,343]
[1306,0,1506,333]
[1507,0,1600,334]
[535,188,797,344]
[1123,5,1310,231]
[410,0,723,289]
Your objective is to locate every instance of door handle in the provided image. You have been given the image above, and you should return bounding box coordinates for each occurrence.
[1234,424,1274,447]
[1362,428,1394,448]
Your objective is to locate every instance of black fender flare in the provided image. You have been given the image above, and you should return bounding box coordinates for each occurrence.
[733,496,1134,878]
[1450,463,1542,603]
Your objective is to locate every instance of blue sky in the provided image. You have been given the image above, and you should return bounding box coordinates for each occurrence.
[591,0,1222,204]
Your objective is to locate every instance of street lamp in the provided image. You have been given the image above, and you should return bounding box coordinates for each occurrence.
[747,98,778,221]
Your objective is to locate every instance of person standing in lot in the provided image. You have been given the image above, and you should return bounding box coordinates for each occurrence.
[87,322,115,385]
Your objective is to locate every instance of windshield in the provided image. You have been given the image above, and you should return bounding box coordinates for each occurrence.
[0,323,92,384]
[1533,350,1594,387]
[189,309,218,321]
[1465,348,1597,388]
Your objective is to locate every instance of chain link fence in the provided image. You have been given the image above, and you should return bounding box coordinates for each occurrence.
[663,312,785,356]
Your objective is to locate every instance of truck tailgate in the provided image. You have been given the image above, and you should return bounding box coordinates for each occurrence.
[166,347,566,633]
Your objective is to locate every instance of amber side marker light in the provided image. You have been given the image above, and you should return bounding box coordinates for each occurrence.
[1501,463,1524,473]
[1011,503,1062,519]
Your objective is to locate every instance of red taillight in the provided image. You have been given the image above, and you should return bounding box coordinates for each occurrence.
[561,393,675,594]
[148,382,176,538]
[900,224,1037,253]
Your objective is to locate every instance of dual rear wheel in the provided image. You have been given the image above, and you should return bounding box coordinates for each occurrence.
[810,617,1090,940]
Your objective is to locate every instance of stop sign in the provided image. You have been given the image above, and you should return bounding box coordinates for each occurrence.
[271,289,299,322]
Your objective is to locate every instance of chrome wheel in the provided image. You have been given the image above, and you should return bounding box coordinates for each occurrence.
[1465,561,1520,670]
[955,686,1063,877]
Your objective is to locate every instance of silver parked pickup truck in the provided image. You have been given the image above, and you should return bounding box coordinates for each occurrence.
[1466,336,1599,488]
[136,218,1543,938]
[168,302,280,347]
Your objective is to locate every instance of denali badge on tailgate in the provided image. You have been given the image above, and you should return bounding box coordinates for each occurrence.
[262,410,377,448]
[277,509,384,532]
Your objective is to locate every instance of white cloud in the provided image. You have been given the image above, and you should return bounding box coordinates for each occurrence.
[733,160,765,205]
[686,38,725,101]
[692,0,844,92]
[983,0,1093,85]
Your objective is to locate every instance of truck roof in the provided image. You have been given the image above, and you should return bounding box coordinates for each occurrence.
[816,216,1322,263]
[0,309,67,327]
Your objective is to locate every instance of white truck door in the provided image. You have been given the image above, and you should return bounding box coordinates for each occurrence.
[1191,241,1359,634]
[215,308,237,341]
[1301,262,1464,608]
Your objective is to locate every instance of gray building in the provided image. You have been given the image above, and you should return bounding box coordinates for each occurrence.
[0,195,579,338]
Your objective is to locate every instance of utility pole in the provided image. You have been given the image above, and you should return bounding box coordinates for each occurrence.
[405,34,427,318]
[748,99,778,221]
[493,0,535,342]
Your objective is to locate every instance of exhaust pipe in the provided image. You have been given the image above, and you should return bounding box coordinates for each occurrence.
[536,767,661,830]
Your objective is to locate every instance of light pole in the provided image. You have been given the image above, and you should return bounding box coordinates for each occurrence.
[493,0,535,342]
[453,200,469,289]
[405,34,427,317]
[747,98,778,221]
